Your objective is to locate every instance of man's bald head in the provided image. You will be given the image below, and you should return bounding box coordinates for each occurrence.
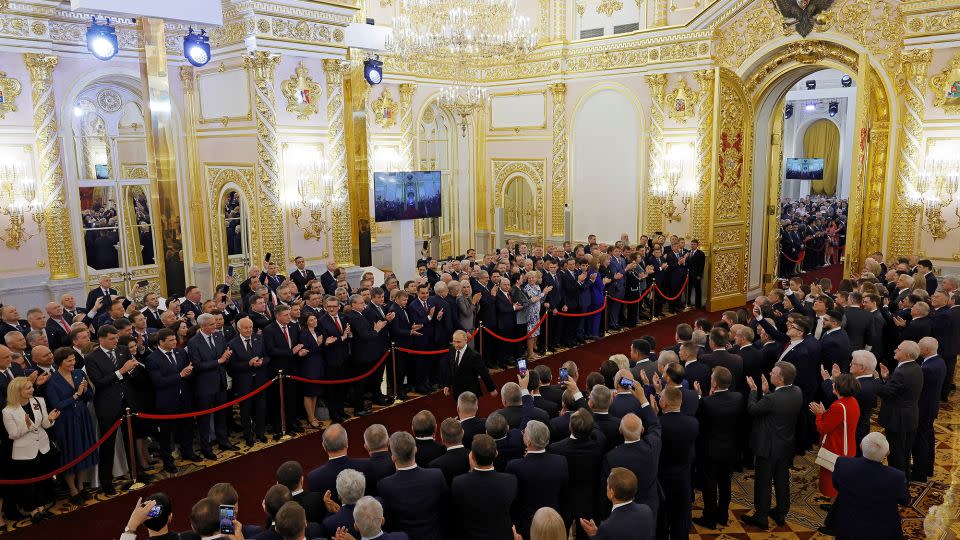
[619,413,643,442]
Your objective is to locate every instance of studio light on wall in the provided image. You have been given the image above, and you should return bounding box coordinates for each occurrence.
[784,103,793,119]
[909,142,960,240]
[86,17,118,61]
[652,143,697,223]
[841,75,852,87]
[287,146,339,241]
[364,56,383,85]
[0,157,44,249]
[183,28,211,67]
[828,101,839,117]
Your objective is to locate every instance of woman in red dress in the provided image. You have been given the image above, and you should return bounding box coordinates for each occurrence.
[811,373,861,499]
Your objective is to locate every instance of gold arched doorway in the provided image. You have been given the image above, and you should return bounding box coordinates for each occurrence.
[803,119,840,196]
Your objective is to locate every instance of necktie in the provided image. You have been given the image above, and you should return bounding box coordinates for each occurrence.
[166,351,176,366]
[456,348,462,367]
[109,350,118,368]
[244,338,251,354]
[376,305,384,318]
[281,325,290,348]
[207,334,215,350]
[59,318,70,332]
[4,369,12,380]
[333,315,343,333]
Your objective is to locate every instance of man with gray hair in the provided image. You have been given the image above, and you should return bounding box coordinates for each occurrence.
[362,424,395,491]
[877,340,924,478]
[377,431,448,540]
[588,384,622,451]
[320,469,367,538]
[495,381,549,428]
[456,391,486,449]
[826,432,909,538]
[306,424,373,502]
[505,420,569,539]
[350,496,408,540]
[913,336,946,482]
[187,308,236,458]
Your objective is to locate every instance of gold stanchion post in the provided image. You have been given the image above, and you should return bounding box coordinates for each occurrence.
[125,408,146,490]
[278,370,291,439]
[390,344,398,402]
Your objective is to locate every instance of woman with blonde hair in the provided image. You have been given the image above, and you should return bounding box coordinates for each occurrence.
[3,377,60,523]
[519,507,566,540]
[522,270,550,361]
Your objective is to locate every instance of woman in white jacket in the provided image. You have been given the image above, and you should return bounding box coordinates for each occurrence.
[3,377,60,523]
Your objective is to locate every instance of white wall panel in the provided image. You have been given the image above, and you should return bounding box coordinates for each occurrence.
[490,92,546,130]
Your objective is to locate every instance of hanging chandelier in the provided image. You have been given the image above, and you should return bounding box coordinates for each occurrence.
[439,84,485,136]
[389,0,537,61]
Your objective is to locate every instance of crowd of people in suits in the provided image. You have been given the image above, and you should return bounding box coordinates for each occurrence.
[778,196,847,277]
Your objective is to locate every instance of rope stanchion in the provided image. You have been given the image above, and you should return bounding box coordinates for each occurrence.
[396,346,450,355]
[125,407,142,489]
[479,322,484,359]
[0,418,122,485]
[289,349,392,385]
[483,312,548,343]
[608,283,656,304]
[781,250,806,264]
[654,276,690,302]
[137,378,276,420]
[278,369,287,437]
[390,344,398,400]
[555,298,608,317]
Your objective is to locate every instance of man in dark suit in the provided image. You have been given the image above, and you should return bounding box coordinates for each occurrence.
[608,370,641,418]
[656,386,699,540]
[377,431,448,540]
[85,324,143,494]
[451,434,518,540]
[263,305,306,435]
[842,291,871,352]
[587,385,623,452]
[828,433,910,539]
[694,366,743,529]
[412,410,446,467]
[819,310,851,372]
[289,256,317,294]
[456,391,486,450]
[898,301,933,343]
[187,313,236,458]
[877,340,924,479]
[227,317,269,446]
[741,361,804,531]
[701,328,744,392]
[360,424,394,497]
[919,259,938,295]
[541,260,564,350]
[362,288,394,405]
[43,302,72,350]
[528,370,560,418]
[686,239,705,309]
[306,424,373,501]
[141,292,165,330]
[319,262,337,295]
[600,384,661,519]
[387,291,421,400]
[406,283,436,392]
[492,277,522,368]
[320,468,367,539]
[146,329,197,472]
[912,337,947,482]
[679,341,712,394]
[506,419,568,538]
[429,418,470,486]
[579,468,654,540]
[85,275,119,312]
[495,381,550,428]
[441,330,496,400]
[259,261,287,293]
[276,460,327,524]
[548,408,605,538]
[558,257,587,346]
[319,296,353,422]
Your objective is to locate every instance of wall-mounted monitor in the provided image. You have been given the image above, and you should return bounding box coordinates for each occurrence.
[373,171,442,222]
[785,158,824,180]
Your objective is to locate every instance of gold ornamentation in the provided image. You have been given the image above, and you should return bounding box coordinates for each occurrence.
[205,165,259,288]
[861,67,889,259]
[399,83,417,171]
[889,49,932,259]
[549,83,567,237]
[333,28,344,42]
[243,51,287,268]
[929,52,960,115]
[645,74,667,234]
[371,89,398,129]
[596,0,623,17]
[492,159,546,241]
[0,1,8,11]
[906,10,960,37]
[666,77,698,123]
[691,69,714,244]
[24,53,76,280]
[31,21,45,36]
[0,71,21,120]
[654,0,668,26]
[121,164,149,179]
[381,0,393,6]
[96,88,122,113]
[281,62,322,121]
[743,40,858,95]
[323,58,354,266]
[711,250,742,296]
[830,0,904,76]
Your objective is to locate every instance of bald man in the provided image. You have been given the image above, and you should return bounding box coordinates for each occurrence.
[45,302,72,349]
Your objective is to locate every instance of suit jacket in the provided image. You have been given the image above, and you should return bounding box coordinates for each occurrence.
[495,403,550,429]
[86,346,138,419]
[306,456,373,503]
[44,317,72,350]
[595,503,654,540]
[428,294,455,345]
[361,303,392,357]
[146,348,192,412]
[697,390,743,462]
[682,359,713,394]
[259,272,287,293]
[601,405,661,517]
[452,470,517,540]
[747,385,804,458]
[842,306,871,352]
[262,320,301,375]
[180,299,204,322]
[377,467,448,540]
[558,268,584,310]
[924,272,938,296]
[292,489,327,525]
[901,316,932,343]
[918,355,947,424]
[608,393,641,419]
[428,446,469,486]
[548,431,605,522]
[505,452,568,537]
[831,457,909,540]
[460,416,485,450]
[322,503,358,539]
[703,350,745,392]
[227,334,270,394]
[290,268,317,294]
[442,346,495,398]
[85,287,118,312]
[658,411,699,485]
[415,437,446,468]
[820,328,852,372]
[3,397,54,459]
[738,344,767,389]
[779,335,822,399]
[187,331,229,397]
[363,450,395,496]
[686,249,705,279]
[407,297,434,345]
[877,360,923,432]
[318,312,351,369]
[533,394,560,418]
[319,271,336,295]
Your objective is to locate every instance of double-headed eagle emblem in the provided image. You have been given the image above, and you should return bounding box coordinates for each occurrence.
[770,0,835,37]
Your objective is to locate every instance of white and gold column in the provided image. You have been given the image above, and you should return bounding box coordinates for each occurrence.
[244,51,287,266]
[399,83,417,172]
[178,66,208,265]
[654,0,668,27]
[323,58,354,266]
[549,82,567,238]
[691,69,714,244]
[24,53,77,280]
[645,73,667,234]
[889,49,931,259]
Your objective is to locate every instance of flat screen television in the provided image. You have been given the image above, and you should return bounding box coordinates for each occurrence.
[373,171,442,222]
[785,158,824,180]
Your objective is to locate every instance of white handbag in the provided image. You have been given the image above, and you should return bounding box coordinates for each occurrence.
[814,402,847,472]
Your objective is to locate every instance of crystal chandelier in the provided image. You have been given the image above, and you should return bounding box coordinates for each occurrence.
[390,0,537,61]
[439,84,485,136]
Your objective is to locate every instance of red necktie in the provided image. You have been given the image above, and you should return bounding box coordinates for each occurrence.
[281,325,290,348]
[59,318,70,332]
[333,315,342,333]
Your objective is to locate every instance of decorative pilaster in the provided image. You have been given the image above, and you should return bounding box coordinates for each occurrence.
[889,48,931,259]
[179,66,208,264]
[645,73,667,234]
[24,54,77,280]
[549,83,567,238]
[654,0,668,26]
[323,58,354,266]
[244,51,287,266]
[399,83,417,172]
[691,69,714,244]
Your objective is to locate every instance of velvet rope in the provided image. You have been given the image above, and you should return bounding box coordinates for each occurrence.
[608,283,657,305]
[288,350,392,385]
[395,327,481,356]
[555,299,608,318]
[0,418,122,485]
[654,276,689,301]
[781,250,806,264]
[483,312,548,343]
[137,378,276,420]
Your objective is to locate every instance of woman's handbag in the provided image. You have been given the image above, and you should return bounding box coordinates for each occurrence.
[814,402,847,472]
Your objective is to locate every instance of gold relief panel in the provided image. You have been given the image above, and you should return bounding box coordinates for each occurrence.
[492,159,546,241]
[281,62,322,121]
[930,52,960,115]
[596,0,624,17]
[711,250,743,296]
[906,10,960,37]
[713,226,741,246]
[743,40,858,95]
[121,163,149,179]
[371,89,398,129]
[0,71,21,120]
[666,77,698,123]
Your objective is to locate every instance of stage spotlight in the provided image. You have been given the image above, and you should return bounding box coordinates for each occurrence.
[183,28,211,67]
[828,101,839,117]
[784,103,793,119]
[805,103,816,111]
[364,57,383,85]
[805,80,816,90]
[841,75,852,87]
[86,17,118,61]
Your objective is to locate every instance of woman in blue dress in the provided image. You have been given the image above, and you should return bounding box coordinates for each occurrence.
[45,347,98,505]
[587,255,608,339]
[298,313,325,429]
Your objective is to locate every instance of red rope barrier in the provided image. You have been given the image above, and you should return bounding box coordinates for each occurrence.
[608,283,656,305]
[0,418,122,485]
[396,345,450,355]
[556,298,608,318]
[483,312,548,343]
[289,349,392,385]
[655,276,689,301]
[138,378,276,420]
[781,250,806,264]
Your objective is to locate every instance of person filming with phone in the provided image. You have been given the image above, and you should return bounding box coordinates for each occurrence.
[442,330,497,401]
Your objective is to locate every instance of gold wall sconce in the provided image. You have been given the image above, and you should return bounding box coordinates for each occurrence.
[286,145,339,241]
[0,157,43,249]
[909,148,960,240]
[651,143,697,223]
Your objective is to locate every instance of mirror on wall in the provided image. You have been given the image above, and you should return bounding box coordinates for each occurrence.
[222,188,250,270]
[79,186,121,270]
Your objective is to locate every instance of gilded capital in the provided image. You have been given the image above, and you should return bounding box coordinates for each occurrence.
[903,48,932,79]
[244,51,280,82]
[549,82,567,98]
[693,69,713,90]
[399,82,416,103]
[23,54,58,84]
[179,66,196,95]
[323,58,347,84]
[645,73,668,99]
